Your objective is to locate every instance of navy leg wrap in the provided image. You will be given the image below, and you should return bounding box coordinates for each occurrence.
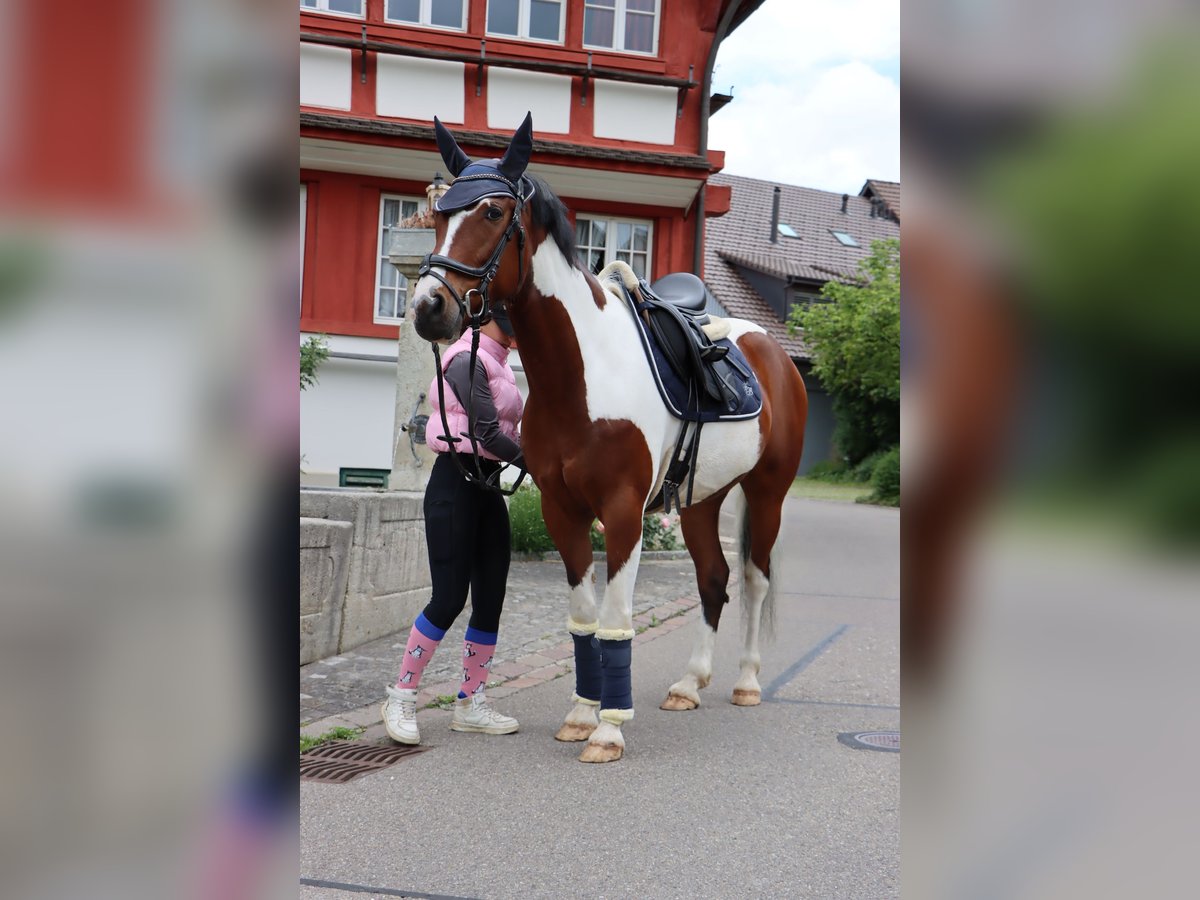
[572,633,602,702]
[599,638,633,711]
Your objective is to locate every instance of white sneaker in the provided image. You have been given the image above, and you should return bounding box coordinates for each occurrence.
[449,693,519,735]
[381,686,420,745]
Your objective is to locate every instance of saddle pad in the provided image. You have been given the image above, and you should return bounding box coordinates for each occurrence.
[616,282,762,423]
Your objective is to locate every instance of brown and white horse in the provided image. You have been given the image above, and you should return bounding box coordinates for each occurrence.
[411,115,807,763]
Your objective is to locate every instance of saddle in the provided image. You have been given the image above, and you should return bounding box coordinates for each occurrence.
[638,272,753,413]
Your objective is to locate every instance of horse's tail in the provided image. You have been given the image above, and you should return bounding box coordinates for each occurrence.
[736,486,777,640]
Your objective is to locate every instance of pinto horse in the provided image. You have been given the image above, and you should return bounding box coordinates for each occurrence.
[411,114,807,763]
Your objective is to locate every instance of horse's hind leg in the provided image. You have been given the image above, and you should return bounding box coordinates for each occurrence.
[541,492,600,742]
[662,490,731,711]
[732,482,785,706]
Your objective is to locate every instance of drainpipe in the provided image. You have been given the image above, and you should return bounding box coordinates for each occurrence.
[693,0,747,275]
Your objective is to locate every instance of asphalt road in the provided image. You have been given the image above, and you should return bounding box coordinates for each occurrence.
[300,496,899,899]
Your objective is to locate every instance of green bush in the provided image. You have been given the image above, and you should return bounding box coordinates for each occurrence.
[641,513,680,551]
[508,485,555,553]
[509,485,681,553]
[866,446,900,506]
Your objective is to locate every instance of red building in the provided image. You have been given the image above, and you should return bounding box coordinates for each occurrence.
[299,0,762,480]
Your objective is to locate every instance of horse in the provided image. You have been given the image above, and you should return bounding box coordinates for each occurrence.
[410,113,807,763]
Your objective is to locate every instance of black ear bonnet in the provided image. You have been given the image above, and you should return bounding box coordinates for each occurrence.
[433,113,536,212]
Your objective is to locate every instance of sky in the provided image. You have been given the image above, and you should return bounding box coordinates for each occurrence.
[707,0,900,193]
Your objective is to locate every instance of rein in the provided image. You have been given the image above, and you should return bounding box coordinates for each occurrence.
[420,182,533,496]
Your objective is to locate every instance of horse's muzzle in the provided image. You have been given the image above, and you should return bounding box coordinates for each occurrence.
[412,288,461,343]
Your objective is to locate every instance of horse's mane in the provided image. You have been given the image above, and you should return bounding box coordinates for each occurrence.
[524,174,578,266]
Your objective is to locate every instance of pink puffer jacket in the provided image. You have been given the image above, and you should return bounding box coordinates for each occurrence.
[425,331,523,460]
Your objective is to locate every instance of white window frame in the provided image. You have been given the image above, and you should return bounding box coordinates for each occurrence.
[385,0,469,31]
[582,0,660,57]
[374,194,425,325]
[486,0,566,45]
[575,214,653,280]
[299,0,366,21]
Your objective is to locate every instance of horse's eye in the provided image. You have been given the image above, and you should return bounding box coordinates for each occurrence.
[485,206,503,221]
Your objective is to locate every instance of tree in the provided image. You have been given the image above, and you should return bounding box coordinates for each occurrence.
[300,335,330,391]
[788,238,899,465]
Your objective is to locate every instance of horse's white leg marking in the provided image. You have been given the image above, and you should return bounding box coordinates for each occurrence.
[567,562,598,634]
[597,545,641,641]
[664,619,716,708]
[557,563,601,741]
[732,562,769,705]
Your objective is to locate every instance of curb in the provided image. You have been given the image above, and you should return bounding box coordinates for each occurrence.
[511,549,691,563]
[301,594,701,744]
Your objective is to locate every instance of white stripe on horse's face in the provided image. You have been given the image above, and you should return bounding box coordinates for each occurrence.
[411,206,473,304]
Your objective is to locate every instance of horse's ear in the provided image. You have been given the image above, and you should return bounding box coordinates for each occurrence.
[434,116,472,177]
[498,112,534,183]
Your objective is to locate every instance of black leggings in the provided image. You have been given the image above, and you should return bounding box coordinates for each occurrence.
[421,453,513,634]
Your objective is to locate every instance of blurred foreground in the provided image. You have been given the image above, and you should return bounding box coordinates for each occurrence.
[0,2,297,898]
[904,1,1200,896]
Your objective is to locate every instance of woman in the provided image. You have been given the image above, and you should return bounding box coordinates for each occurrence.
[381,309,524,745]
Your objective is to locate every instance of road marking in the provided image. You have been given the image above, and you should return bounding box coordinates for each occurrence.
[773,698,899,711]
[761,624,850,701]
[300,876,479,899]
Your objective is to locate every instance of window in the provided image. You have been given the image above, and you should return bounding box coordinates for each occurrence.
[777,223,799,238]
[583,0,659,55]
[830,230,859,246]
[300,0,365,18]
[487,0,564,43]
[575,216,652,279]
[376,195,423,323]
[386,0,467,30]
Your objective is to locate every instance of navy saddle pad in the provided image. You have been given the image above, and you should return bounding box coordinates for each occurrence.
[616,281,762,423]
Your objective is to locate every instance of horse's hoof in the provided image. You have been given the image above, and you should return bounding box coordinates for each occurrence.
[579,741,624,763]
[660,692,699,711]
[554,722,596,742]
[731,689,762,706]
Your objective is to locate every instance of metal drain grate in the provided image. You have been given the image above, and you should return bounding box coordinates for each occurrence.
[837,730,900,753]
[300,740,428,783]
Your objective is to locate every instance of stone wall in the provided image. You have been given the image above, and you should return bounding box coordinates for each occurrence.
[299,488,430,663]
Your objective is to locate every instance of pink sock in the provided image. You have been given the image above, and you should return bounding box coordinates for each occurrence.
[395,613,444,690]
[459,627,498,698]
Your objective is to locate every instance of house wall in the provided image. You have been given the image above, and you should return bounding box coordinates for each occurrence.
[735,266,790,322]
[299,0,733,480]
[798,370,837,474]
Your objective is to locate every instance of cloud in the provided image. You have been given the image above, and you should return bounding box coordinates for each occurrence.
[714,0,900,90]
[709,60,900,192]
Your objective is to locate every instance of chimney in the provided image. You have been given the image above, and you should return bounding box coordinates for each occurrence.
[769,186,781,243]
[841,193,848,213]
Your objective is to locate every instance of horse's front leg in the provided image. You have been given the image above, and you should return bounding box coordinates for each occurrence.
[541,492,601,743]
[580,503,643,764]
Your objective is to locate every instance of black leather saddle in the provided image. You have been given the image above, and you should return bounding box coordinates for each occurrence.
[638,273,730,404]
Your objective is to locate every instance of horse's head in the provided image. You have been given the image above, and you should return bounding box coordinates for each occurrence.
[411,113,536,343]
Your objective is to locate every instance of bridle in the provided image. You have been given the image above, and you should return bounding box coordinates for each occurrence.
[418,174,534,495]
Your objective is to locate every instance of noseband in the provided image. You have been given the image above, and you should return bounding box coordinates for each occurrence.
[419,176,534,496]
